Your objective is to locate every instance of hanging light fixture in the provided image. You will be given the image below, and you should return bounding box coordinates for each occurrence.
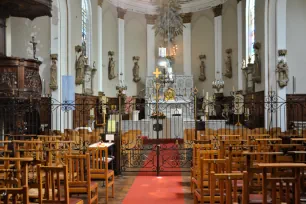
[212,71,224,92]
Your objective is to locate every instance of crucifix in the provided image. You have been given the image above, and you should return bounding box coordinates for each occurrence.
[153,67,162,78]
[30,36,38,60]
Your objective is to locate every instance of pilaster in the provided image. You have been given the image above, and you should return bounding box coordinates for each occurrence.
[182,13,192,75]
[146,15,156,76]
[213,5,223,84]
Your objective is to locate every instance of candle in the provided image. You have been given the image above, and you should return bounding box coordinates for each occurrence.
[206,92,209,100]
[233,86,235,92]
[203,89,205,97]
[90,108,94,116]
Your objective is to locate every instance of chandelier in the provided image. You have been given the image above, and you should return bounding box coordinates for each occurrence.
[154,0,184,45]
[212,71,224,92]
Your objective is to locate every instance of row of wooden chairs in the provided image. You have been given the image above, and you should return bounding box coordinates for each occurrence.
[191,133,306,204]
[0,135,115,203]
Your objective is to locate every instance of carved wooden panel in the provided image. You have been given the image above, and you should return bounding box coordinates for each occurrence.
[73,94,98,129]
[286,94,306,128]
[244,91,265,128]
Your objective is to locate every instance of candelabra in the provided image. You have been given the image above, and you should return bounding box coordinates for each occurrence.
[212,71,224,93]
[230,90,244,126]
[202,93,216,121]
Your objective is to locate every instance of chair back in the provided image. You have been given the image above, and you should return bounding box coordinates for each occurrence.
[0,186,29,204]
[210,172,248,204]
[87,147,109,179]
[65,153,91,191]
[38,165,69,203]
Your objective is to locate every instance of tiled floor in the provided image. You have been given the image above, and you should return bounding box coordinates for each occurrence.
[77,174,193,204]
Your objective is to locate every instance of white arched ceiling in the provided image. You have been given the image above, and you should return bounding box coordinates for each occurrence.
[107,0,228,14]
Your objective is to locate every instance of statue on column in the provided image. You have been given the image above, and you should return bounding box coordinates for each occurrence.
[252,42,261,83]
[199,54,206,81]
[133,56,141,83]
[108,51,116,80]
[49,54,58,91]
[276,58,289,88]
[75,45,86,85]
[224,49,232,78]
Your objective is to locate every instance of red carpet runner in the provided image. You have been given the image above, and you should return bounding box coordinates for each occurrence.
[123,143,185,204]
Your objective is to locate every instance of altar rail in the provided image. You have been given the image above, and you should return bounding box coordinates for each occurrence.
[0,94,306,139]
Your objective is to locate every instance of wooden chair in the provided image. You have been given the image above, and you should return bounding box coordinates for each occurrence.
[193,158,228,204]
[190,144,213,193]
[0,186,29,204]
[87,147,115,203]
[37,165,83,204]
[210,172,248,204]
[65,153,98,204]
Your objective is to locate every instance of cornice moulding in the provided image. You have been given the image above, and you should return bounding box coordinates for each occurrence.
[106,0,227,15]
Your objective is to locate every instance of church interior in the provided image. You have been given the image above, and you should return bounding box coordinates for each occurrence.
[0,0,306,203]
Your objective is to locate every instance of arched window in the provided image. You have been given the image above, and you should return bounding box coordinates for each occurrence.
[246,0,255,63]
[81,0,92,62]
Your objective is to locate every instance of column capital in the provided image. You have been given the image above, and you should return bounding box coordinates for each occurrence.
[117,7,127,19]
[98,0,103,7]
[213,4,223,17]
[145,14,157,25]
[181,12,192,24]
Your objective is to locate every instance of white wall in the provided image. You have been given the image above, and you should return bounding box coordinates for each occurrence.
[191,9,215,96]
[254,0,265,92]
[102,1,118,97]
[125,11,147,96]
[222,0,238,95]
[11,17,51,94]
[287,0,306,94]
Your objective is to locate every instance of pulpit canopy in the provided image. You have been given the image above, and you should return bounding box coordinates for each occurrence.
[0,0,52,20]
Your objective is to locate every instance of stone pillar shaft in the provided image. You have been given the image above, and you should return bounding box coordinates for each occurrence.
[182,13,192,75]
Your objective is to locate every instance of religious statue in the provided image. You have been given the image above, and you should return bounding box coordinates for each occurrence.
[252,42,261,83]
[132,56,141,82]
[75,45,86,85]
[224,49,232,78]
[199,55,206,81]
[108,51,116,80]
[164,87,176,101]
[49,54,58,91]
[276,59,289,88]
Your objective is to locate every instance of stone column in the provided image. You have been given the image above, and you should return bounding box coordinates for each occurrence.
[117,7,127,84]
[98,0,103,92]
[237,0,243,90]
[276,0,287,131]
[182,13,192,76]
[213,5,223,82]
[145,14,156,76]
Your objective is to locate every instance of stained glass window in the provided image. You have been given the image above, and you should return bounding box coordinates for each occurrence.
[247,0,255,63]
[82,0,88,56]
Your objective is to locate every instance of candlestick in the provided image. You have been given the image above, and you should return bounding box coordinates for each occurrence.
[90,108,95,117]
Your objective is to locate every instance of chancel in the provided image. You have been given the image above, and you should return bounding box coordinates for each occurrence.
[1,0,306,203]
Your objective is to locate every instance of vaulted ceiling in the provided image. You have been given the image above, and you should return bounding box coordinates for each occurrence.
[108,0,227,14]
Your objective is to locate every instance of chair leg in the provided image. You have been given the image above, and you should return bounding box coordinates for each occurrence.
[193,193,198,204]
[106,179,108,203]
[112,176,115,198]
[96,187,98,204]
